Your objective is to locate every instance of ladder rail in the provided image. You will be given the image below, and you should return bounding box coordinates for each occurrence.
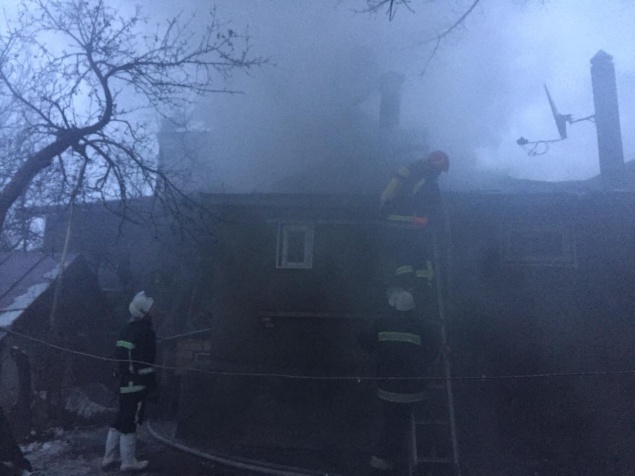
[432,198,461,475]
[406,207,461,475]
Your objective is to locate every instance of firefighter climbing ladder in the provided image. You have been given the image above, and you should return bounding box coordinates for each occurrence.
[408,202,461,476]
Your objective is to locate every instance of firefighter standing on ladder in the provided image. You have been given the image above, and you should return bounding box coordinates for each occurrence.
[102,291,159,472]
[366,289,439,475]
[380,150,449,308]
[380,150,449,222]
[367,150,449,475]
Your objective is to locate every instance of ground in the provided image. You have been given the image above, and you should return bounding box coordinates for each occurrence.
[21,425,250,476]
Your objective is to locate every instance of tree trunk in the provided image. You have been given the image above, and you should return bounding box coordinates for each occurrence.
[0,133,78,231]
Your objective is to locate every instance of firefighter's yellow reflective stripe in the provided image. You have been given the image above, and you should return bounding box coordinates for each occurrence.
[378,331,421,346]
[378,388,427,403]
[120,385,145,394]
[116,340,135,350]
[138,367,155,375]
[370,455,394,471]
[380,178,402,205]
[387,214,412,222]
[412,176,427,194]
[415,261,435,282]
[116,341,137,374]
[387,215,428,227]
[396,166,411,178]
[394,265,414,276]
[120,382,146,394]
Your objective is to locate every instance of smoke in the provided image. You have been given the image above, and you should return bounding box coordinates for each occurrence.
[95,1,635,190]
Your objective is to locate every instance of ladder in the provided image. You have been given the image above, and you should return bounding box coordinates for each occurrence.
[407,205,461,476]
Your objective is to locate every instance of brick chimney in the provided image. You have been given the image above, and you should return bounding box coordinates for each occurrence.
[590,50,625,189]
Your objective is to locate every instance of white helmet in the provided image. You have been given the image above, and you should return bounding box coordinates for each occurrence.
[394,290,415,312]
[129,291,154,318]
[387,287,402,307]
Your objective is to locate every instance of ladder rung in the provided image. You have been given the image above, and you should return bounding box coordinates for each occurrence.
[417,457,454,465]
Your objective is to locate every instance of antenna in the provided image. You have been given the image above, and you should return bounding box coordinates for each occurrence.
[544,85,571,140]
[516,85,594,156]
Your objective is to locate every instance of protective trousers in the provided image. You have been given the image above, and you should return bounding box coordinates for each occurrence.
[112,391,147,434]
[370,400,413,475]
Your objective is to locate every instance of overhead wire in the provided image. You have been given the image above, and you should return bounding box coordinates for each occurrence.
[2,193,631,382]
[0,254,49,304]
[2,324,635,383]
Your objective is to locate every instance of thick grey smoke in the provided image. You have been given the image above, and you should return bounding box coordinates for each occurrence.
[160,0,635,192]
[19,0,633,192]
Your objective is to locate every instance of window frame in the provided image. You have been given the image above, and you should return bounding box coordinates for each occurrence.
[501,221,577,267]
[276,223,314,269]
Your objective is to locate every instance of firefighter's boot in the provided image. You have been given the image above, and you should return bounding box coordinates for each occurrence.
[369,455,395,476]
[119,433,148,472]
[101,427,120,470]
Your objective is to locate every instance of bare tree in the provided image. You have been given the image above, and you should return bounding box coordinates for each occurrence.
[362,0,419,20]
[363,0,480,22]
[362,0,481,74]
[0,0,266,241]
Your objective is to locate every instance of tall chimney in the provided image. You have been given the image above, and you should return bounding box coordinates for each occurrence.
[379,72,405,132]
[590,50,625,189]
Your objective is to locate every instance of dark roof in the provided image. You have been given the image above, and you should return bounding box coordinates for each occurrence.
[271,156,399,195]
[0,252,79,332]
[199,192,388,224]
[271,146,635,196]
[447,159,635,194]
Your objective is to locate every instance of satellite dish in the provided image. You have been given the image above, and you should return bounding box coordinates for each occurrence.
[516,85,593,156]
[544,85,571,140]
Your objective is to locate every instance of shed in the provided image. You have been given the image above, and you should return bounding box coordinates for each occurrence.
[0,252,111,436]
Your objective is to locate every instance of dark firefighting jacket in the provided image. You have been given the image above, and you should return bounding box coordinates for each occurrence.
[381,161,442,220]
[371,307,438,404]
[115,319,157,395]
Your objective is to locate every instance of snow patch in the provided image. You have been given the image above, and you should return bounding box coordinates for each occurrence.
[64,387,113,420]
[43,264,64,280]
[21,433,67,458]
[0,283,49,328]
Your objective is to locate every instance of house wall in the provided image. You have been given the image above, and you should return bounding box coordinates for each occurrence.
[176,192,635,474]
[41,192,635,473]
[447,192,635,474]
[196,204,386,371]
[173,203,387,465]
[42,200,215,339]
[43,203,161,293]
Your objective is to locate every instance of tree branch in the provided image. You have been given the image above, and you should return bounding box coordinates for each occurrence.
[0,0,267,238]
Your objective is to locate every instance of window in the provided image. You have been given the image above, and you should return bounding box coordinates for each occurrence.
[502,224,576,267]
[276,223,314,269]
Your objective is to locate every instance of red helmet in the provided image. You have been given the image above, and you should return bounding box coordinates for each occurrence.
[426,150,449,172]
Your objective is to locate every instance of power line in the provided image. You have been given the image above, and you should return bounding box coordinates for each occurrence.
[0,254,49,303]
[2,325,634,383]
